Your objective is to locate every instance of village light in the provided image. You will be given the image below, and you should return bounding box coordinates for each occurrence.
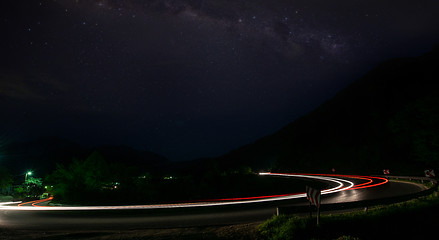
[25,171,33,182]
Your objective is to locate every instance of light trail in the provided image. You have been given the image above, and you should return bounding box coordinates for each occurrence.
[0,173,388,211]
[285,173,389,190]
[17,196,54,207]
[349,176,388,190]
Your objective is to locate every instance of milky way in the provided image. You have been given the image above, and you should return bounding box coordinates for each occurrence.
[62,0,354,60]
[1,0,438,160]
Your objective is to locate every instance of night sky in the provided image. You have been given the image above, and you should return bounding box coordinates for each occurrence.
[1,0,438,161]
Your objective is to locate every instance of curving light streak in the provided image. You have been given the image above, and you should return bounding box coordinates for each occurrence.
[0,201,22,206]
[258,173,354,195]
[288,173,389,190]
[0,173,388,211]
[349,176,388,190]
[18,197,55,207]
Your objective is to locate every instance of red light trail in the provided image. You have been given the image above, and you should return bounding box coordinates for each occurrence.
[1,173,388,210]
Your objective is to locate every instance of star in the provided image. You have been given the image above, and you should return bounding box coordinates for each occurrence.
[1,0,438,162]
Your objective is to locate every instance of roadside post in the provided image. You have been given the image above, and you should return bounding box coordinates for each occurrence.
[306,186,321,226]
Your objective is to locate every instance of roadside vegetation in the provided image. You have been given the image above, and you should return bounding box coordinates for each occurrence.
[0,150,315,206]
[41,151,311,205]
[259,186,439,239]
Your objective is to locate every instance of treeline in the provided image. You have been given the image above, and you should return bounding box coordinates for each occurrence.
[0,167,13,195]
[1,142,308,205]
[0,167,45,200]
[42,151,306,205]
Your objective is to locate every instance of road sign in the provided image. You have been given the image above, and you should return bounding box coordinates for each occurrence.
[306,186,321,225]
[425,169,436,178]
[383,169,390,175]
[306,186,321,208]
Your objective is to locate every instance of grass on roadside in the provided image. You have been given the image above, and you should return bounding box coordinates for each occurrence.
[259,189,439,240]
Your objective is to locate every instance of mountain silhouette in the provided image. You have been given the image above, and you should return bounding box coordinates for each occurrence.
[2,137,169,179]
[216,48,439,175]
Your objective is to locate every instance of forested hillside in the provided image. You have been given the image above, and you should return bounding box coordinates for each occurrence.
[217,49,439,175]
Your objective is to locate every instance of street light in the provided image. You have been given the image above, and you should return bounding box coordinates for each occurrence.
[25,171,32,182]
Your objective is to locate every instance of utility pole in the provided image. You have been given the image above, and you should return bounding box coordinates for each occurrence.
[317,204,320,226]
[25,171,32,182]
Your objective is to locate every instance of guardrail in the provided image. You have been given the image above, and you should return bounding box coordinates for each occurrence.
[376,175,437,184]
[278,176,438,215]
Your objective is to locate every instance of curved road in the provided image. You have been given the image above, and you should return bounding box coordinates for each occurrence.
[0,173,427,230]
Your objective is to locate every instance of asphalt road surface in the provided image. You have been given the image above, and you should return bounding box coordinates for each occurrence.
[0,174,427,230]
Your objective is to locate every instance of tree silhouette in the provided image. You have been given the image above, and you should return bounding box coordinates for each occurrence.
[0,167,13,194]
[48,151,112,204]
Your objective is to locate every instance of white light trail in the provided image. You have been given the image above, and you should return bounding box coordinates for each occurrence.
[0,173,354,211]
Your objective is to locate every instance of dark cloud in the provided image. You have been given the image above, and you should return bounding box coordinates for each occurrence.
[0,72,69,102]
[0,74,44,100]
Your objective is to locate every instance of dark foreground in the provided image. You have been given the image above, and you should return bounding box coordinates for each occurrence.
[260,192,439,240]
[2,201,439,240]
[0,222,263,240]
[2,204,439,240]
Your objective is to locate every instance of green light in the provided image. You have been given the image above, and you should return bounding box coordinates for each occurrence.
[25,171,33,182]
